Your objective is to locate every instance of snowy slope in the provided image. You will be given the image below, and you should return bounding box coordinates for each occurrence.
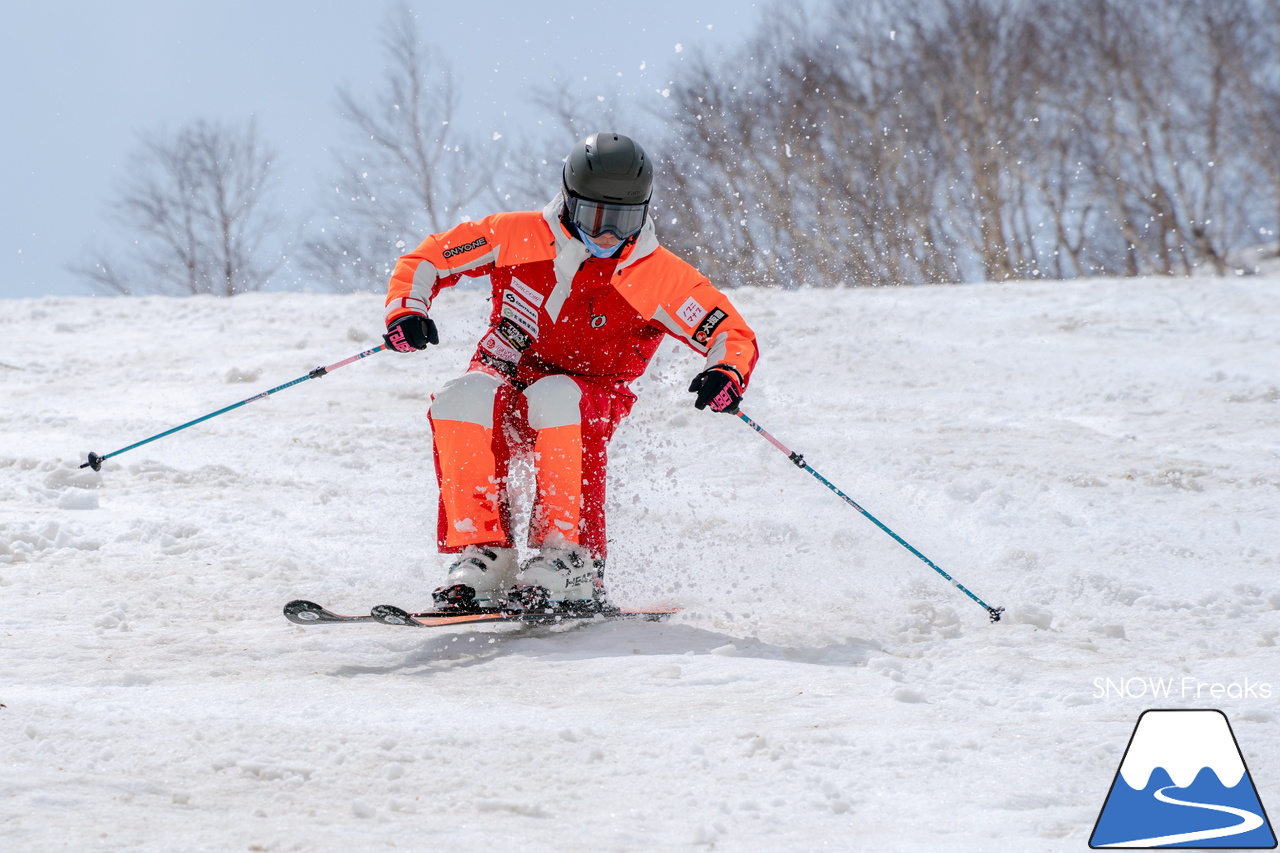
[2,276,1278,851]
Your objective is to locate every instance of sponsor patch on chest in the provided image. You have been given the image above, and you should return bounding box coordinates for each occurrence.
[480,330,522,363]
[496,318,533,351]
[503,290,540,322]
[501,303,539,335]
[508,278,545,308]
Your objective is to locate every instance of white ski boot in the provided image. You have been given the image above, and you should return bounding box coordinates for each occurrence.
[507,547,604,611]
[432,545,518,610]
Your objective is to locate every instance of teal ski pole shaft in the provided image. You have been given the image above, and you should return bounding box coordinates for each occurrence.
[80,344,388,471]
[736,410,1004,623]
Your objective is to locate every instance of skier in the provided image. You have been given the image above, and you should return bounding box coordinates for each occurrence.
[382,132,759,612]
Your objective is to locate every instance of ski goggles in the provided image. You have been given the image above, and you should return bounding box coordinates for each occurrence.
[563,190,648,240]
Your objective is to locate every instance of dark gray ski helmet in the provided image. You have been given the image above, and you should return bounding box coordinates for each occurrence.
[562,133,652,239]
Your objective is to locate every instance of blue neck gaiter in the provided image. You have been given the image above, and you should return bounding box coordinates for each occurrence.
[581,232,622,259]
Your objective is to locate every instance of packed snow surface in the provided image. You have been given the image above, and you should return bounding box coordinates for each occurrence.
[2,275,1278,851]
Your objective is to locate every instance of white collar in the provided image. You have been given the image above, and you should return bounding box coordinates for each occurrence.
[541,195,660,268]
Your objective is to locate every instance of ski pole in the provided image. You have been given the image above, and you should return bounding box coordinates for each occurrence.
[80,344,388,471]
[736,410,1004,623]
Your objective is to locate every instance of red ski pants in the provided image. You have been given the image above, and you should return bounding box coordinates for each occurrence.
[427,371,633,559]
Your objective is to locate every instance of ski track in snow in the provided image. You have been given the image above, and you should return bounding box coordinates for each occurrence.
[1,276,1278,851]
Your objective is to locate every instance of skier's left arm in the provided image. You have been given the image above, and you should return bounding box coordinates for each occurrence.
[619,251,759,413]
[680,285,757,413]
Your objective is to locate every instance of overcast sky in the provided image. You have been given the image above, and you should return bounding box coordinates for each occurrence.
[0,1,791,299]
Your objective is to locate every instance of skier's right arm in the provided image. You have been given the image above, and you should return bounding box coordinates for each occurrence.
[383,218,505,352]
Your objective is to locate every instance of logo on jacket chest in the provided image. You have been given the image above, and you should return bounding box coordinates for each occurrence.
[496,318,533,351]
[507,278,546,310]
[494,287,539,356]
[501,303,538,335]
[503,290,540,323]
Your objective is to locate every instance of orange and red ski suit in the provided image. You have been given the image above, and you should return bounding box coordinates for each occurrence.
[385,198,759,559]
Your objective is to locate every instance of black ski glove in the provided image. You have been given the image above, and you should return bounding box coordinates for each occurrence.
[384,314,439,352]
[688,365,744,413]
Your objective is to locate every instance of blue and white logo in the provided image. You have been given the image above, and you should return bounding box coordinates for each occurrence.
[1090,709,1276,848]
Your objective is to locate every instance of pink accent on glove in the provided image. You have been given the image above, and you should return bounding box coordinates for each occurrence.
[387,325,414,353]
[709,384,739,412]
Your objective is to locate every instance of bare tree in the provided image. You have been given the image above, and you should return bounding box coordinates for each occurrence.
[1054,0,1270,276]
[657,0,1280,287]
[901,0,1057,281]
[1241,1,1280,253]
[813,0,960,285]
[73,118,281,296]
[659,6,848,289]
[658,1,960,288]
[301,3,501,292]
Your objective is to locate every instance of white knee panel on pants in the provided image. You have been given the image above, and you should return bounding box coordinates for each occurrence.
[523,375,583,430]
[428,371,503,427]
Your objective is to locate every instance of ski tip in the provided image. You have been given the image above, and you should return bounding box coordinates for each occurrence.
[283,599,376,624]
[370,604,416,626]
[283,599,328,624]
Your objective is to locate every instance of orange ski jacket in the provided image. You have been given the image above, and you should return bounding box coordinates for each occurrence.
[385,198,759,397]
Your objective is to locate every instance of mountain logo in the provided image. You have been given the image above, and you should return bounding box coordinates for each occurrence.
[1090,709,1276,848]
